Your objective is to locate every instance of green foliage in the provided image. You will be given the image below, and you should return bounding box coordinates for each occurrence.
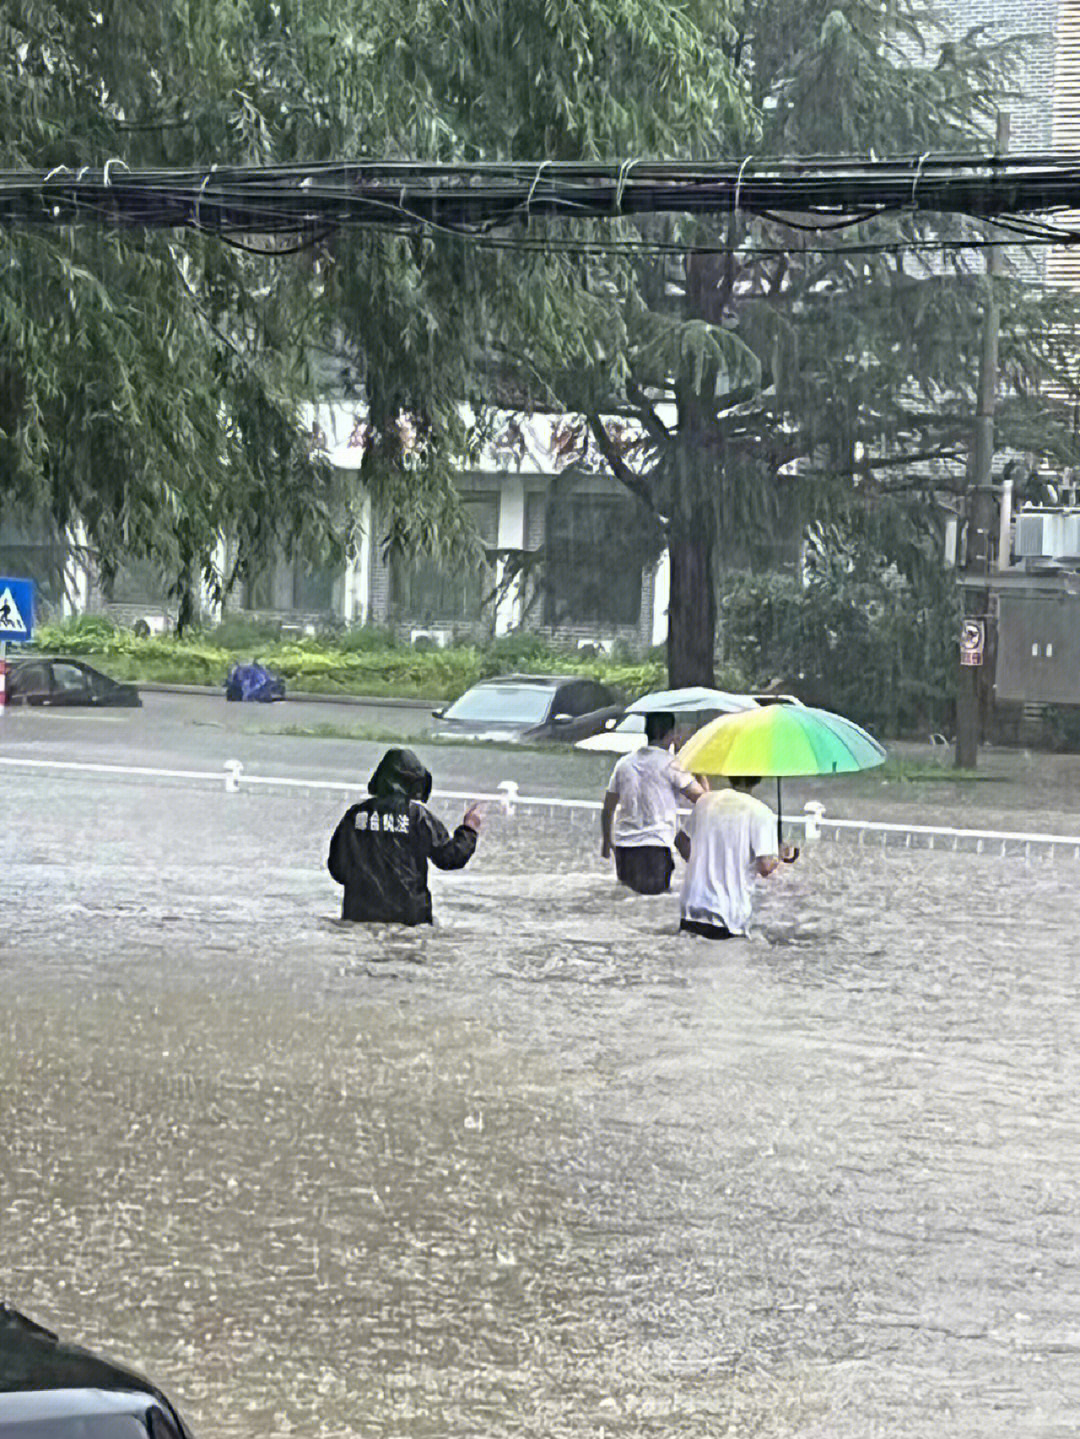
[0,0,344,623]
[1043,707,1080,754]
[202,616,286,650]
[875,758,999,784]
[718,562,960,738]
[481,631,565,670]
[333,625,402,654]
[0,0,753,638]
[39,613,120,644]
[28,620,670,700]
[709,0,1080,591]
[484,1,1079,685]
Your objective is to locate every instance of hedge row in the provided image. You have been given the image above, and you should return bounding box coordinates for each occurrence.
[29,619,676,701]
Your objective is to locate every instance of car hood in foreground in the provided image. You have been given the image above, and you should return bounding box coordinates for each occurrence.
[0,1386,182,1433]
[0,1306,192,1436]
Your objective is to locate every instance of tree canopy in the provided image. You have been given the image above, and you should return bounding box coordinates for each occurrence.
[2,0,1076,679]
[487,0,1080,684]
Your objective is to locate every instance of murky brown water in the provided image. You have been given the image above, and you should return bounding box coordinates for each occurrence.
[3,766,1080,1437]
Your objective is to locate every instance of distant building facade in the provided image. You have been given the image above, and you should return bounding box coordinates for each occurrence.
[0,404,671,651]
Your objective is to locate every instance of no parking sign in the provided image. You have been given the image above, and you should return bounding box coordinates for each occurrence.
[960,618,985,667]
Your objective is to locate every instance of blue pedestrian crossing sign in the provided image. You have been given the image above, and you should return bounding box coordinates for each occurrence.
[0,577,35,642]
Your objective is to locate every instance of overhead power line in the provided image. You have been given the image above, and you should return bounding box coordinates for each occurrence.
[7,153,1080,249]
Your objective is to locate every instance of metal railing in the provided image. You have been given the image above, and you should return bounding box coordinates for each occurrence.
[3,753,1080,858]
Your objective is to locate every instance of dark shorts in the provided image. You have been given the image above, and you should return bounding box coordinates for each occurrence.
[680,917,736,940]
[615,845,675,895]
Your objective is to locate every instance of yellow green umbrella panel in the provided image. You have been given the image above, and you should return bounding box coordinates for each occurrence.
[677,704,887,778]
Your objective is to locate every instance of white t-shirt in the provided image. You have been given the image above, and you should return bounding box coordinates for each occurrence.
[680,788,778,935]
[607,746,695,849]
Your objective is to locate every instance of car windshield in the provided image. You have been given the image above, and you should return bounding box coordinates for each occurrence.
[443,684,553,724]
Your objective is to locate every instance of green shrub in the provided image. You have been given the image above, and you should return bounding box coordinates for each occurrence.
[481,631,571,669]
[335,624,401,653]
[208,616,283,649]
[23,622,712,703]
[34,615,119,651]
[718,570,957,737]
[1044,706,1080,753]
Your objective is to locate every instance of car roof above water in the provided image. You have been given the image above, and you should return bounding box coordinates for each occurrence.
[472,674,579,688]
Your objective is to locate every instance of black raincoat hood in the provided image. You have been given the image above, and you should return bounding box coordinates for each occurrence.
[368,748,433,803]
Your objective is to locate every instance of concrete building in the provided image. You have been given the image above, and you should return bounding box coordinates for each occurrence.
[296,403,669,651]
[1,404,672,652]
[941,0,1075,281]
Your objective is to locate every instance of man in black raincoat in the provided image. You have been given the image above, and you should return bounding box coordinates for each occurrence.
[327,748,481,925]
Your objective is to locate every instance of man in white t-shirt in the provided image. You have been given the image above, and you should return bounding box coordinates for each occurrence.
[676,776,795,938]
[601,712,705,894]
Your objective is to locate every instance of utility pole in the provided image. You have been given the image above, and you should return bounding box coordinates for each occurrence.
[956,111,1009,770]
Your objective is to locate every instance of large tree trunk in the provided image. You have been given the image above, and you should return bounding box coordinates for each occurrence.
[667,525,717,687]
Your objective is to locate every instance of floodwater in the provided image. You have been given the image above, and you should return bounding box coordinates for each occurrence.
[3,762,1080,1438]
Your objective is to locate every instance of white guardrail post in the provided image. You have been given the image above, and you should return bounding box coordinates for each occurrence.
[803,801,825,841]
[497,779,519,816]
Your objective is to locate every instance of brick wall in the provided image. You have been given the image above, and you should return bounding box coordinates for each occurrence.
[938,0,1059,278]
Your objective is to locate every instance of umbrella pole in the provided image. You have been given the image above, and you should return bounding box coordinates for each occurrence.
[776,777,783,849]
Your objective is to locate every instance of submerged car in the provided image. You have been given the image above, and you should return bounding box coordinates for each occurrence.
[576,687,760,754]
[576,712,654,754]
[7,657,141,708]
[0,1305,193,1437]
[432,673,622,743]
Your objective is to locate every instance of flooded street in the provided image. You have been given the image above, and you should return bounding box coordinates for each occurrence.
[3,707,1080,1436]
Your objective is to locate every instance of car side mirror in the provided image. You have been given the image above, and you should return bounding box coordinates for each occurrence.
[604,716,617,730]
[431,708,445,719]
[552,712,573,724]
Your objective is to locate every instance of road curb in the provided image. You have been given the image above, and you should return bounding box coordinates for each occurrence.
[138,682,439,710]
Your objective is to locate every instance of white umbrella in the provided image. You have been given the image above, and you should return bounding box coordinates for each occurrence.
[626,687,758,715]
[577,687,757,754]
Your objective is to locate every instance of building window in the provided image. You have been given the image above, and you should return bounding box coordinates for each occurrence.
[292,561,335,613]
[104,555,170,606]
[389,494,498,624]
[543,493,653,628]
[244,566,276,612]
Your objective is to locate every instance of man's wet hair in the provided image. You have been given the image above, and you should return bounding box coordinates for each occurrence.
[644,711,676,746]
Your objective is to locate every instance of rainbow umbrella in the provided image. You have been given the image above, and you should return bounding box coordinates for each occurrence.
[676,704,886,844]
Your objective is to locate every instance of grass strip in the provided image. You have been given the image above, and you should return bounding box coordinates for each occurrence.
[255,721,582,755]
[876,759,1006,784]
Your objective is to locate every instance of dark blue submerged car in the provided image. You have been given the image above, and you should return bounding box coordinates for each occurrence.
[0,1306,194,1438]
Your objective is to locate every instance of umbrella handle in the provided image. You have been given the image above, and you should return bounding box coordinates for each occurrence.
[777,778,798,861]
[776,777,782,849]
